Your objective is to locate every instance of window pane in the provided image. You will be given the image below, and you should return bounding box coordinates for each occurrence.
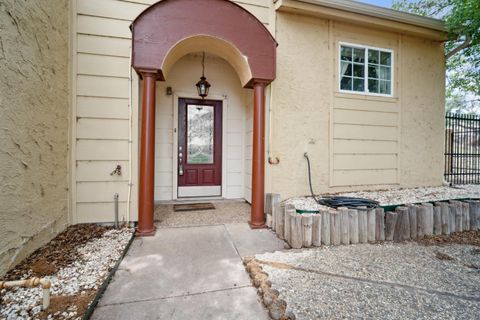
[353,64,364,77]
[340,62,352,76]
[340,76,352,90]
[368,65,379,79]
[353,48,365,63]
[368,50,379,64]
[368,79,379,93]
[380,51,391,66]
[187,105,214,164]
[379,80,391,94]
[353,78,364,92]
[340,46,352,61]
[379,66,391,80]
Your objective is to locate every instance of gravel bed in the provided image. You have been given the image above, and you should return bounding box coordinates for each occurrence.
[287,184,480,210]
[0,227,133,320]
[155,200,250,226]
[255,241,480,319]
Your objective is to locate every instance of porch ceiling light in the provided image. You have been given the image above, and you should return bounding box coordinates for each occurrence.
[196,52,211,99]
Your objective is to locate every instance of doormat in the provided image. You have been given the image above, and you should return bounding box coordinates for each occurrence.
[173,203,215,212]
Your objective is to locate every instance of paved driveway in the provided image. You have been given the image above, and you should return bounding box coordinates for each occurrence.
[92,223,286,320]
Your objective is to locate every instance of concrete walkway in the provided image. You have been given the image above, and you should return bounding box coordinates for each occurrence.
[92,223,286,320]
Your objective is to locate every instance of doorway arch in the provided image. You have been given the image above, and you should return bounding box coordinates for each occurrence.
[131,0,277,235]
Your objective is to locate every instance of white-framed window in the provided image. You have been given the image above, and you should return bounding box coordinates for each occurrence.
[339,42,393,96]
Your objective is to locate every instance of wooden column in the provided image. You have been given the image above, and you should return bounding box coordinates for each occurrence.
[137,72,157,236]
[249,81,267,229]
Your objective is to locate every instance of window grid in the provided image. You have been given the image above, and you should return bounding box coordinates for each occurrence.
[339,43,393,96]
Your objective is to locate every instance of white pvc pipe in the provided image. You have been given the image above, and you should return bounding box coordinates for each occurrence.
[0,277,51,310]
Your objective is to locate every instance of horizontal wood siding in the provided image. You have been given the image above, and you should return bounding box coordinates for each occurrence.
[73,0,273,222]
[332,97,400,186]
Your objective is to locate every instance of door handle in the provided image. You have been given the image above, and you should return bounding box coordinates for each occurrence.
[178,164,184,176]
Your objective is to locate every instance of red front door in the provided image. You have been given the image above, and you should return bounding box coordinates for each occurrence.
[177,98,222,197]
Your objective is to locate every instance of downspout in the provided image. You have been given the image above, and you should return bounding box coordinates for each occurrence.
[0,278,51,310]
[126,42,133,224]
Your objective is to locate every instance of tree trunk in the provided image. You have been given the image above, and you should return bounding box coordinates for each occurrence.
[290,212,303,249]
[407,205,417,239]
[330,212,341,245]
[312,214,322,247]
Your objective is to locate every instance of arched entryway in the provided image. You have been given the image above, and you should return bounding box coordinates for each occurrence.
[131,0,277,235]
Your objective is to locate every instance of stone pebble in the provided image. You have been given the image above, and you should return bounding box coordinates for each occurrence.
[0,228,133,320]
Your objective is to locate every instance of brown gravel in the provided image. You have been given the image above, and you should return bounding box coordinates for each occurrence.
[37,290,96,320]
[417,230,480,247]
[4,224,110,280]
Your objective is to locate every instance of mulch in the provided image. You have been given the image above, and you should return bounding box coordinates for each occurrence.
[4,224,110,280]
[417,230,480,247]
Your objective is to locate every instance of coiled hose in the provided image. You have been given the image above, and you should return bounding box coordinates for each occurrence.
[304,153,379,209]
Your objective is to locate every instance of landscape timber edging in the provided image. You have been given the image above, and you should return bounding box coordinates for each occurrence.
[82,231,135,320]
[265,194,480,249]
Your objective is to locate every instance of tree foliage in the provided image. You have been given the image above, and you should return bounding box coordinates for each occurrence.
[393,0,480,113]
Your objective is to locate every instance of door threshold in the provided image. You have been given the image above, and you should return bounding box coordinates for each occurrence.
[175,196,224,202]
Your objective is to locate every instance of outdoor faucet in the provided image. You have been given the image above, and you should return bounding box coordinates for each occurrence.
[110,165,122,176]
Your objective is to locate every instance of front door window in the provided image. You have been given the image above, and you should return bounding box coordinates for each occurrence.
[187,105,214,164]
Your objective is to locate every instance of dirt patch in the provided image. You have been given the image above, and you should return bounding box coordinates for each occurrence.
[4,224,110,280]
[417,231,480,247]
[37,290,96,320]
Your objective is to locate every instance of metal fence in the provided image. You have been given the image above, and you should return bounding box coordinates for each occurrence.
[444,113,480,184]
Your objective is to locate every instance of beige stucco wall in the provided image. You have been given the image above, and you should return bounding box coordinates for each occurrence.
[269,11,445,199]
[0,0,70,276]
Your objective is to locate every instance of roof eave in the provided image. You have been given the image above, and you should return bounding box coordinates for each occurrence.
[275,0,448,41]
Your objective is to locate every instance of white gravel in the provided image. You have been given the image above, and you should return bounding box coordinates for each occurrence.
[0,228,133,320]
[287,184,480,211]
[256,243,480,319]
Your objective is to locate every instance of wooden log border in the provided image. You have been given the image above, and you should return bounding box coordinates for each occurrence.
[267,194,480,249]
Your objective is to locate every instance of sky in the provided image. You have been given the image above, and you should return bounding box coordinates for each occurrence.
[357,0,395,8]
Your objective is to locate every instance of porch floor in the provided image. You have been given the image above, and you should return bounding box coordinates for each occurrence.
[92,208,286,319]
[154,199,251,226]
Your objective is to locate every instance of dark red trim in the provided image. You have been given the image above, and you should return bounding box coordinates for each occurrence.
[249,82,266,229]
[131,0,276,87]
[137,72,157,236]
